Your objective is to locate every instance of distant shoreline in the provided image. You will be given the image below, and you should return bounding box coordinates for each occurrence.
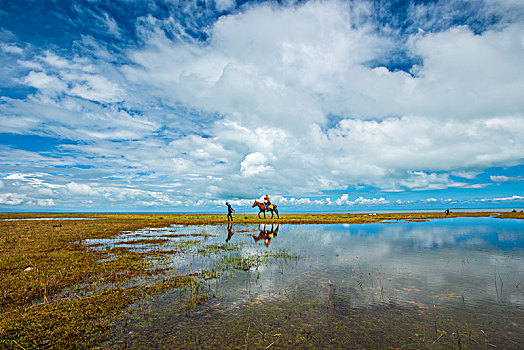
[1,207,523,215]
[1,211,522,225]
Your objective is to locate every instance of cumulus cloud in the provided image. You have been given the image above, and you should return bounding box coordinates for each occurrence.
[240,152,273,177]
[335,194,389,206]
[66,182,98,196]
[118,0,523,190]
[0,193,26,205]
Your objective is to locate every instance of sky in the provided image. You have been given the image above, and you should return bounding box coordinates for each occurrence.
[0,0,523,213]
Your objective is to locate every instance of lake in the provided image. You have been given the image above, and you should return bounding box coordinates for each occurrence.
[90,217,523,349]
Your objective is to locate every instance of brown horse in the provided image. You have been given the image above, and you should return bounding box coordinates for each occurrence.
[252,200,279,219]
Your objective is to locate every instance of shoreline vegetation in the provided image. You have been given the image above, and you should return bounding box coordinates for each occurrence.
[1,211,522,349]
[1,209,523,224]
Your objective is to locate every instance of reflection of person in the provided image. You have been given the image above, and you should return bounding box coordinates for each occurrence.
[226,223,234,242]
[226,202,235,221]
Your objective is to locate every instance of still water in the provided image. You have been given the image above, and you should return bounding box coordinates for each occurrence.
[98,217,523,349]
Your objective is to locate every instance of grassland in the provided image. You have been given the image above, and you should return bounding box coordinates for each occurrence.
[0,211,522,349]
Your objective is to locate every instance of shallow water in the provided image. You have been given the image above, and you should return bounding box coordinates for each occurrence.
[97,217,523,349]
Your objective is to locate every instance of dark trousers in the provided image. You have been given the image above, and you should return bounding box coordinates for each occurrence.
[227,213,233,221]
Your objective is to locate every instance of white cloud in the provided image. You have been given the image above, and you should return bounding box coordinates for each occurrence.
[4,173,45,186]
[126,2,524,128]
[335,194,389,206]
[37,198,55,206]
[215,0,235,12]
[240,152,273,177]
[66,182,98,196]
[102,12,121,38]
[399,172,462,191]
[490,175,524,183]
[23,71,67,91]
[491,195,524,201]
[40,51,71,68]
[67,74,124,103]
[20,51,124,106]
[1,44,23,55]
[115,0,524,192]
[452,171,479,180]
[0,193,25,205]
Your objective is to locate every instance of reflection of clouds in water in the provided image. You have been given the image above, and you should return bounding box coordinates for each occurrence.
[497,231,519,242]
[239,246,259,257]
[280,219,523,306]
[509,294,524,306]
[84,220,523,310]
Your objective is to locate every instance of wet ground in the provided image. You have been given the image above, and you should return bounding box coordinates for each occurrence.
[86,217,523,349]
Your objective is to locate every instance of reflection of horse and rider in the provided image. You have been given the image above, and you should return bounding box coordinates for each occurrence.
[252,224,280,247]
[225,223,280,247]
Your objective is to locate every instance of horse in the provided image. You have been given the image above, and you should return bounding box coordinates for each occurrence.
[252,200,279,219]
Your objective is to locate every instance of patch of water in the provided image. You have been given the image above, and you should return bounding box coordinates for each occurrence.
[98,218,524,348]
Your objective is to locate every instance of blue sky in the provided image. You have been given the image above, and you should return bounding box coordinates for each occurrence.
[0,0,523,213]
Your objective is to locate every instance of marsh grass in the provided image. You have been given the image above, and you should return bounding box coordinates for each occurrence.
[0,211,521,349]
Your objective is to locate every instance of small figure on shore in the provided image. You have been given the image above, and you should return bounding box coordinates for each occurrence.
[445,209,450,215]
[226,202,235,221]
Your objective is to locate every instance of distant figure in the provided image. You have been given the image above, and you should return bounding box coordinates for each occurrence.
[445,209,450,216]
[226,202,235,221]
[226,223,234,242]
[264,195,271,210]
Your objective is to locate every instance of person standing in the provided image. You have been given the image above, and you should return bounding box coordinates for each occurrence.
[226,202,235,221]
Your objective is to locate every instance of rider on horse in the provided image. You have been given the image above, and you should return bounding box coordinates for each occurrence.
[264,195,271,210]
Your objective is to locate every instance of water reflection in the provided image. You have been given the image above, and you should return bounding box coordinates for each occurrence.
[275,218,523,308]
[252,224,280,247]
[97,218,523,348]
[225,223,235,242]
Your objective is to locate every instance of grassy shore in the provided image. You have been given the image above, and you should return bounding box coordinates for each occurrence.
[0,211,522,349]
[1,210,522,224]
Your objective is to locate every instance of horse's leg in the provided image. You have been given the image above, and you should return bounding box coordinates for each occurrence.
[270,210,274,219]
[275,209,279,218]
[258,210,261,218]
